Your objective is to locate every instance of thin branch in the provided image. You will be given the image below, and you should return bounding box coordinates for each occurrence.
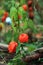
[22,52,43,62]
[0,43,8,48]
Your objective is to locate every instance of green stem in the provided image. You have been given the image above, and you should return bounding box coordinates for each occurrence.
[17,7,20,32]
[11,22,16,32]
[12,0,14,6]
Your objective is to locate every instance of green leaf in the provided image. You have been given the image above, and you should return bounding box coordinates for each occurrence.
[20,0,26,5]
[28,44,37,52]
[21,19,27,29]
[18,7,27,19]
[28,19,38,33]
[34,10,41,24]
[10,6,18,21]
[16,43,21,54]
[38,0,43,7]
[22,43,30,47]
[15,2,20,8]
[4,30,12,44]
[0,9,4,16]
[13,32,19,42]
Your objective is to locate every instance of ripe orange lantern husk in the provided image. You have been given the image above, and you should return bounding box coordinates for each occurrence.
[19,33,29,43]
[29,7,33,11]
[29,12,34,19]
[4,12,8,17]
[18,14,22,19]
[2,16,6,22]
[35,33,42,39]
[28,0,32,6]
[8,41,18,53]
[22,4,28,11]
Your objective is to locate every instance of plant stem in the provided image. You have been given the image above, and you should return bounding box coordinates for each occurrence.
[17,10,20,32]
[12,0,14,6]
[11,22,16,32]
